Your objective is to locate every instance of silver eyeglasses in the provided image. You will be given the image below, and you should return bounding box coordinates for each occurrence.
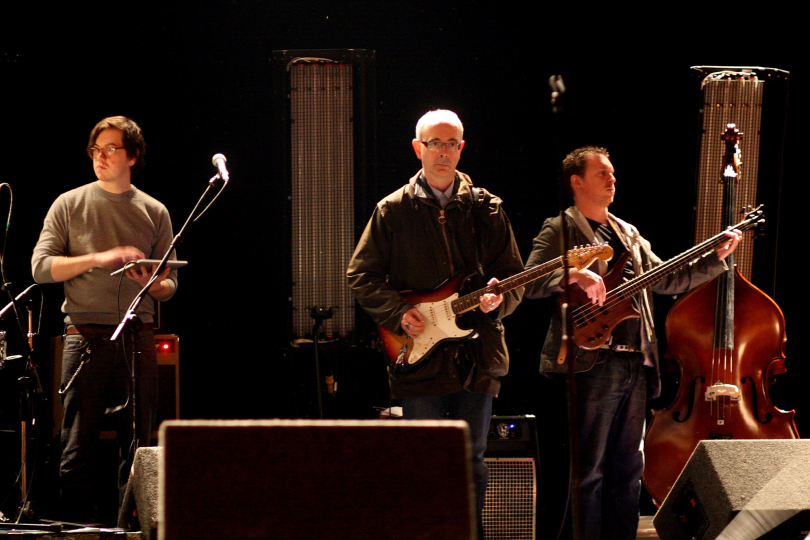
[420,140,462,152]
[87,145,126,159]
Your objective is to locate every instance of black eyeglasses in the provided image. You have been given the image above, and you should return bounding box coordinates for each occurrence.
[88,145,126,159]
[420,140,462,152]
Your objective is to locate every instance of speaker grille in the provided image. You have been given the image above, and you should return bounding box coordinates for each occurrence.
[694,73,763,280]
[483,457,537,539]
[289,60,356,338]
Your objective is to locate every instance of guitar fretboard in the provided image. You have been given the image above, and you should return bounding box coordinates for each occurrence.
[451,256,566,314]
[574,209,762,320]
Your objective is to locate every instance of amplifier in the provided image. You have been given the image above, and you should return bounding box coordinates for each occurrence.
[487,414,539,457]
[50,333,180,440]
[484,415,539,540]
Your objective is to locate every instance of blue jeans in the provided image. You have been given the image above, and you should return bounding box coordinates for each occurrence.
[59,328,158,523]
[572,351,647,540]
[402,389,493,536]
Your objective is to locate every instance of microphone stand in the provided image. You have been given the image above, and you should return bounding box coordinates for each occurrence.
[0,183,50,526]
[0,285,46,525]
[309,306,334,419]
[110,170,227,470]
[549,74,582,540]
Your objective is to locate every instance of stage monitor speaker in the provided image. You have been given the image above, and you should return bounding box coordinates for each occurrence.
[159,419,476,540]
[654,440,810,540]
[118,446,160,540]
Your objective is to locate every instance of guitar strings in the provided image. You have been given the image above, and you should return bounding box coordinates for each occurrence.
[569,212,759,334]
[452,244,610,314]
[451,255,565,313]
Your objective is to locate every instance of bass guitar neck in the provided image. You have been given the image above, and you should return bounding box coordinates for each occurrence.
[568,206,764,350]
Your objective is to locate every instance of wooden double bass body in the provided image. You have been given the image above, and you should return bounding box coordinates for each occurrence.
[642,125,798,506]
[642,267,797,505]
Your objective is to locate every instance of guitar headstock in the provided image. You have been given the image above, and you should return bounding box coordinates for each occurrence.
[566,243,614,270]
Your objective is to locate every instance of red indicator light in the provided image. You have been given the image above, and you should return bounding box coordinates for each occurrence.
[155,339,176,354]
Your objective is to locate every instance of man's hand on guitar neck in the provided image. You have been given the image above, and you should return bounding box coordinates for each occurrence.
[479,277,503,314]
[715,228,743,260]
[567,267,606,306]
[402,308,426,338]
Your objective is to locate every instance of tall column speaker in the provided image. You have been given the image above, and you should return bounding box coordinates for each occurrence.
[159,419,476,540]
[689,65,789,297]
[654,439,810,540]
[271,49,376,340]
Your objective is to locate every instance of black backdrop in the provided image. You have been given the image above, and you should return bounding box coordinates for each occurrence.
[1,0,807,522]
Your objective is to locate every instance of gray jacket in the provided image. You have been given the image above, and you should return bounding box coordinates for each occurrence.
[524,206,726,398]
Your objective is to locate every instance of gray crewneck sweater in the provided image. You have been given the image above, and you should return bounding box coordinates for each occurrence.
[32,182,178,325]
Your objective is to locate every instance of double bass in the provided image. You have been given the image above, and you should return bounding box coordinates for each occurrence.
[642,125,798,506]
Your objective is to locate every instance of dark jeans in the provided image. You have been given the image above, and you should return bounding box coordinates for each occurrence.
[59,327,158,523]
[571,351,648,540]
[402,389,493,538]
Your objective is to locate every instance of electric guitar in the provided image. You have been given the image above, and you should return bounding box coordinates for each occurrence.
[567,206,764,350]
[379,244,613,367]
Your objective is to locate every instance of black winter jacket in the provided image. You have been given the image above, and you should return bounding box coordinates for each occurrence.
[347,170,524,398]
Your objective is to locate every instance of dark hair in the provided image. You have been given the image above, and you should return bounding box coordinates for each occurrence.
[87,116,147,173]
[559,146,609,200]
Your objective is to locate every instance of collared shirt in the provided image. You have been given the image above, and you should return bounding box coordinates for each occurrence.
[427,181,455,208]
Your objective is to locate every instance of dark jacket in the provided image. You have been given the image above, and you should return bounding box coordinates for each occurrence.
[347,170,524,398]
[524,206,727,398]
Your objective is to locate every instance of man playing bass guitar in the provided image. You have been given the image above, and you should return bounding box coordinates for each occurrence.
[347,110,524,537]
[523,146,741,540]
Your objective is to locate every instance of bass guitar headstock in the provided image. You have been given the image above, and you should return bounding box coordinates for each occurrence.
[740,204,767,238]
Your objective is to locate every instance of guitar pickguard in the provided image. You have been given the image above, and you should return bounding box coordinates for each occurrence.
[405,293,476,365]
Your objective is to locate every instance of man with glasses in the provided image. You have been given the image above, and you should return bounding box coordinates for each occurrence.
[32,116,178,524]
[347,109,524,536]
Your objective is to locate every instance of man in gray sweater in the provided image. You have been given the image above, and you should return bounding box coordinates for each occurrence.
[31,116,178,523]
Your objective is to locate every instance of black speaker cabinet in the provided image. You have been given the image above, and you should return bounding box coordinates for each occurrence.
[50,333,179,440]
[484,415,538,540]
[159,419,476,540]
[655,439,810,540]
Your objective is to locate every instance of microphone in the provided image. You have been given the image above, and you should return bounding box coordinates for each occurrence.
[212,153,230,182]
[0,284,37,319]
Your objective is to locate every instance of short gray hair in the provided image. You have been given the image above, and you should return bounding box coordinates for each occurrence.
[415,109,464,140]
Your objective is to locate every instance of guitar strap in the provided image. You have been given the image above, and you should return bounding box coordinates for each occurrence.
[458,186,485,368]
[470,187,485,276]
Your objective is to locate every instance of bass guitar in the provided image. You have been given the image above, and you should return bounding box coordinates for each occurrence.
[567,206,765,350]
[380,244,613,367]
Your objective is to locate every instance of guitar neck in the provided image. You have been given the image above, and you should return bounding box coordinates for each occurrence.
[452,256,565,314]
[610,216,757,301]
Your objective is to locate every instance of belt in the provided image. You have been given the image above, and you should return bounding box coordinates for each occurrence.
[65,323,154,336]
[600,343,638,353]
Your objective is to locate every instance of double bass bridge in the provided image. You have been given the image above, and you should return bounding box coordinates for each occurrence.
[705,383,740,402]
[705,383,741,426]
